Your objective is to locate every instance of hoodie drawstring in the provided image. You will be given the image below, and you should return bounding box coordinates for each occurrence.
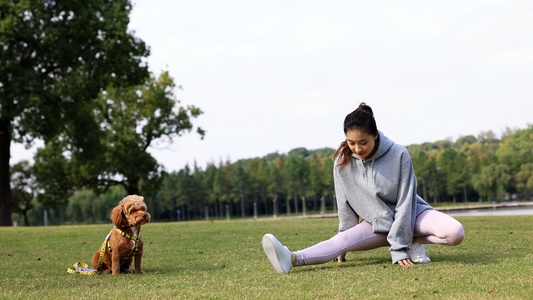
[360,158,376,182]
[370,157,376,180]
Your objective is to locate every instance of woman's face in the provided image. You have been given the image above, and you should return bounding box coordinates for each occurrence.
[346,129,378,159]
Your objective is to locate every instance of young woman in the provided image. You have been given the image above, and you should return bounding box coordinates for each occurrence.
[262,103,465,273]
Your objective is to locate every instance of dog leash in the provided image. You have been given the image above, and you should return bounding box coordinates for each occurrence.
[67,262,98,275]
[95,227,114,270]
[68,228,113,274]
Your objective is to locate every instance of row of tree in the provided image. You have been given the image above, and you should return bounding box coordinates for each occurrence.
[11,125,533,226]
[150,126,533,221]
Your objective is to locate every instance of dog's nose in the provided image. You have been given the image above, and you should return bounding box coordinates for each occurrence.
[143,214,148,219]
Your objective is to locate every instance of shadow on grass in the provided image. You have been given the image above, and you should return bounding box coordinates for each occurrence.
[282,249,501,274]
[142,261,233,275]
[431,251,503,265]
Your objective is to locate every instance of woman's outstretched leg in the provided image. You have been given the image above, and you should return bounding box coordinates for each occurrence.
[262,222,387,273]
[293,221,388,266]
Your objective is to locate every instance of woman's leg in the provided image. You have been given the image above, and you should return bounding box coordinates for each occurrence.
[292,210,464,267]
[293,221,388,266]
[413,210,465,246]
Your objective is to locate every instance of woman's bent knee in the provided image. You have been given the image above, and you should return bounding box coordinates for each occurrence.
[448,222,465,246]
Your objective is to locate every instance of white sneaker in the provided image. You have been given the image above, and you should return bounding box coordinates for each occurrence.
[407,243,431,263]
[262,234,293,273]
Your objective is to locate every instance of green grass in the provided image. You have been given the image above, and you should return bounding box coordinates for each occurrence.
[1,215,532,299]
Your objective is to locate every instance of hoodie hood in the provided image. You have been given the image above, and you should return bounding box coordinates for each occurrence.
[351,131,394,180]
[352,131,394,163]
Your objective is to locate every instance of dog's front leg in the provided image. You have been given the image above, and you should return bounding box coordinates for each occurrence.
[111,250,121,275]
[134,250,145,274]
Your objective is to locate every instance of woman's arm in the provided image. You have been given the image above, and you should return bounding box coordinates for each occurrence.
[334,165,359,262]
[387,152,418,264]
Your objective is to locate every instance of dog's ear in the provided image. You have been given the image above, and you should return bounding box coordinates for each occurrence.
[110,203,128,228]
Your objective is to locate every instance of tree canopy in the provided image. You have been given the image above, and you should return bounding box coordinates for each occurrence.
[1,0,150,225]
[33,71,204,207]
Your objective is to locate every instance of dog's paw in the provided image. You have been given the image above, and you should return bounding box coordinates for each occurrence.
[135,270,146,274]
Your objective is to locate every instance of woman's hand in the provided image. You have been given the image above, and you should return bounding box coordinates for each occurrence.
[332,258,347,264]
[397,258,414,266]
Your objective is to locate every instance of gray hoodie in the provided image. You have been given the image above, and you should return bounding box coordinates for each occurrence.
[334,131,432,264]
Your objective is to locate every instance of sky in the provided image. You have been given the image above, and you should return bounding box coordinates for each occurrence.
[11,0,533,172]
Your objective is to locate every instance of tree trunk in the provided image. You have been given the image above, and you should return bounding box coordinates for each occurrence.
[313,192,317,212]
[22,209,30,226]
[0,119,13,226]
[214,198,219,218]
[126,178,140,195]
[422,181,428,202]
[292,187,298,214]
[262,186,268,215]
[240,186,245,219]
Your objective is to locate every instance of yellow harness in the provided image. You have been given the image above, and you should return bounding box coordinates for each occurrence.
[96,226,140,270]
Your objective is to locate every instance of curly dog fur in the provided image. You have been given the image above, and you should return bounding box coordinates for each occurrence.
[92,195,150,275]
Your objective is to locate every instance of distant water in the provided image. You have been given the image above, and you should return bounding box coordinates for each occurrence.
[444,207,533,217]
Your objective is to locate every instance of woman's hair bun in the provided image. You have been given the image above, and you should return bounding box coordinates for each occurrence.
[357,102,374,116]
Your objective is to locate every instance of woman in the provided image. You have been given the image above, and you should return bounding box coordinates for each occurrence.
[262,103,465,273]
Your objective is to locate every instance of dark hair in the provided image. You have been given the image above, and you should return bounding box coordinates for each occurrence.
[334,102,378,169]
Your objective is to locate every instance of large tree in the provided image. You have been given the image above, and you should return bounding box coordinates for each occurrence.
[10,160,37,226]
[0,0,150,225]
[33,71,204,206]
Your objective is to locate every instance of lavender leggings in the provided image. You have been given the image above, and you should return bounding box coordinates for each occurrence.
[294,210,464,266]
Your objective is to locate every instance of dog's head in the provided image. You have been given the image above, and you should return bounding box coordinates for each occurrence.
[110,195,151,229]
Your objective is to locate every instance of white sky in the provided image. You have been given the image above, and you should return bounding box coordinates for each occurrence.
[11,0,533,172]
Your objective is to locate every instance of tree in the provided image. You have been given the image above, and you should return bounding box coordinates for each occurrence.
[10,161,37,226]
[496,126,533,178]
[440,149,470,204]
[33,71,204,203]
[284,156,300,214]
[175,165,194,221]
[455,135,478,151]
[412,151,435,202]
[213,159,234,217]
[284,151,309,214]
[256,159,271,215]
[202,163,219,217]
[231,161,249,218]
[515,163,533,199]
[308,153,324,211]
[472,164,511,202]
[268,156,286,214]
[156,171,179,220]
[1,0,150,226]
[322,155,335,198]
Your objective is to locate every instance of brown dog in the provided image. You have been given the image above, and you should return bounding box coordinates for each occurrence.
[92,195,151,275]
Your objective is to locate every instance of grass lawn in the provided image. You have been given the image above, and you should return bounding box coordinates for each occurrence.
[1,215,532,299]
